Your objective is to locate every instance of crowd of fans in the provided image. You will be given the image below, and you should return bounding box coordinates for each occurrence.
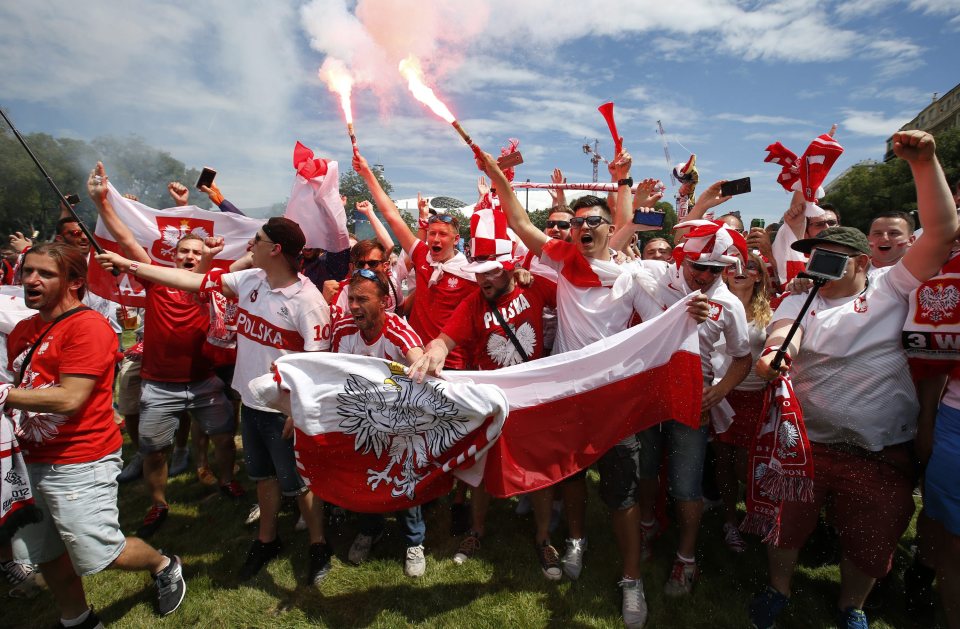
[0,128,958,629]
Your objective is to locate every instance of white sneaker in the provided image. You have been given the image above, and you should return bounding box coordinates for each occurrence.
[620,577,648,628]
[295,515,307,531]
[245,504,261,526]
[348,533,381,565]
[404,545,426,578]
[561,537,587,580]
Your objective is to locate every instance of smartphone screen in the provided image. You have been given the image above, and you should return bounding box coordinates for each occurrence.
[632,210,666,227]
[65,193,80,206]
[720,177,751,197]
[196,167,217,190]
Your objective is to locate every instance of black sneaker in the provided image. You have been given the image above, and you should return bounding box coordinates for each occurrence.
[154,554,186,616]
[137,503,169,539]
[904,555,937,619]
[53,608,103,628]
[748,586,789,629]
[308,541,334,585]
[239,537,282,581]
[450,502,471,536]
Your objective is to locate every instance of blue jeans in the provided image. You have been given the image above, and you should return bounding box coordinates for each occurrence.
[357,506,425,547]
[240,404,306,496]
[637,421,709,501]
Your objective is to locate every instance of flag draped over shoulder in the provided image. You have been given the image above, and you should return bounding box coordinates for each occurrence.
[455,294,702,497]
[88,183,265,307]
[250,357,508,513]
[284,142,352,253]
[249,294,702,511]
[0,386,40,543]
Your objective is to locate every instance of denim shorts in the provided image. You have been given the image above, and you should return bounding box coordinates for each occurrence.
[12,450,126,576]
[597,433,643,510]
[240,405,306,497]
[637,421,709,501]
[138,376,235,452]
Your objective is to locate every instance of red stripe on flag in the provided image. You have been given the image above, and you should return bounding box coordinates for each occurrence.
[482,350,702,497]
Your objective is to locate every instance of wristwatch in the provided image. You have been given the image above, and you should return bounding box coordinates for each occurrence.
[127,262,140,276]
[618,177,633,188]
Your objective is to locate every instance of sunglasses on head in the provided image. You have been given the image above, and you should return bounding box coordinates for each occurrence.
[356,259,382,269]
[545,220,571,230]
[689,261,726,274]
[569,216,610,229]
[353,267,389,291]
[428,214,455,224]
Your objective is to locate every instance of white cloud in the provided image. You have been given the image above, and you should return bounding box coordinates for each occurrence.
[840,110,913,137]
[715,113,811,126]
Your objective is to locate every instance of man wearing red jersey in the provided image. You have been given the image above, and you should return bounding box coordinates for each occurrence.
[352,151,478,369]
[409,236,562,581]
[5,243,185,628]
[88,163,239,539]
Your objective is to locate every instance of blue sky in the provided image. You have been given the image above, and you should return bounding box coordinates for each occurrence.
[1,0,958,223]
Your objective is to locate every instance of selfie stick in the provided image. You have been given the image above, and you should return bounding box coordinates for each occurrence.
[0,108,107,257]
[770,274,829,371]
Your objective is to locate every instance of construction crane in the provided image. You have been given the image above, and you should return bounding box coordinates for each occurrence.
[582,139,606,183]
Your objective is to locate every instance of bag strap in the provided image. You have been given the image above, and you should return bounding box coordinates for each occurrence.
[487,301,529,362]
[17,306,90,384]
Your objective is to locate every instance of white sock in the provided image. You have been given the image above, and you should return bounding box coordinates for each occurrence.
[677,552,695,564]
[60,608,91,627]
[640,519,656,529]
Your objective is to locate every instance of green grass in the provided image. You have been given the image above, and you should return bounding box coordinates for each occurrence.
[1,438,938,628]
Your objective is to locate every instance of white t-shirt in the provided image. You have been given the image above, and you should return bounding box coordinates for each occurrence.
[331,311,422,364]
[941,373,960,410]
[711,319,768,392]
[644,260,751,381]
[772,261,921,450]
[220,268,331,411]
[539,239,664,353]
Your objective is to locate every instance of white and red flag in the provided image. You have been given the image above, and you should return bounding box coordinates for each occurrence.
[249,295,702,511]
[284,142,352,253]
[87,183,265,307]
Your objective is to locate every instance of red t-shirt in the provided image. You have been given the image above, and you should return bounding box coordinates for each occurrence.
[7,309,122,464]
[443,280,557,370]
[407,242,478,369]
[140,275,213,382]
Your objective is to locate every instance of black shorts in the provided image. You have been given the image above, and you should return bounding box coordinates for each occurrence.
[596,433,642,511]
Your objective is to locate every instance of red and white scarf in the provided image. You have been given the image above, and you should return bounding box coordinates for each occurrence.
[741,352,815,544]
[0,384,40,542]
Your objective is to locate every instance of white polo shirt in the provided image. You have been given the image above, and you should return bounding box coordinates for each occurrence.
[643,260,751,382]
[539,239,665,353]
[220,268,331,411]
[772,261,921,450]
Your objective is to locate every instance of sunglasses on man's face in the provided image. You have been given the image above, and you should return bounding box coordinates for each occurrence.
[356,259,382,269]
[253,232,275,246]
[62,229,84,239]
[688,261,726,274]
[545,220,571,230]
[569,216,610,229]
[809,219,839,229]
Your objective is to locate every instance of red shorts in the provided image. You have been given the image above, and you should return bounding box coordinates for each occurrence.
[774,441,916,578]
[713,389,764,449]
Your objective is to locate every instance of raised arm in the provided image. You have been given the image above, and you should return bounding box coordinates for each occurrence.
[673,180,732,239]
[897,130,958,281]
[549,168,567,209]
[355,200,395,250]
[167,182,189,207]
[756,319,803,380]
[475,149,547,255]
[93,250,231,296]
[86,162,151,264]
[611,177,664,252]
[353,151,417,254]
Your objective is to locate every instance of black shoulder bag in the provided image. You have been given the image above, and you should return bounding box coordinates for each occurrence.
[487,301,529,362]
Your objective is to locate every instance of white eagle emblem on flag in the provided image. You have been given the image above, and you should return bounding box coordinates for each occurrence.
[486,322,536,367]
[336,363,471,499]
[777,420,799,458]
[918,284,960,322]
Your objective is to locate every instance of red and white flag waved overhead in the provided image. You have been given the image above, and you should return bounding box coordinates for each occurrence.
[87,183,265,307]
[249,295,702,511]
[284,142,351,253]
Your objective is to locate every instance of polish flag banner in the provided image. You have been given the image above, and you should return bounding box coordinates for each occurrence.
[771,225,808,289]
[284,142,352,253]
[249,295,702,511]
[87,183,265,307]
[250,355,509,513]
